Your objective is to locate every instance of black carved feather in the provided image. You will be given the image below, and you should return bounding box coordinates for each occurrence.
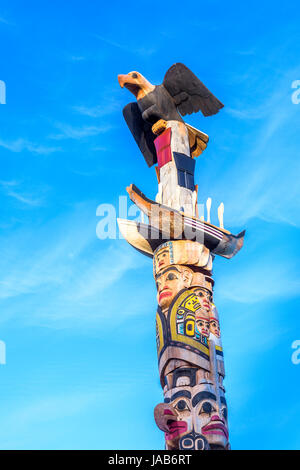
[163,63,224,117]
[123,102,157,167]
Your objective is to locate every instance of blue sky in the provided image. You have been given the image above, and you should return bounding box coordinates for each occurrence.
[0,0,300,450]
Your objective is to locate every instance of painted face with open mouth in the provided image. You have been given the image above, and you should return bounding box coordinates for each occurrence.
[192,386,229,449]
[155,382,229,450]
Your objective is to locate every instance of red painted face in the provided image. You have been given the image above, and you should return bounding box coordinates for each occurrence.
[156,270,180,309]
[193,288,212,316]
[156,384,229,450]
[164,408,188,441]
[155,267,191,310]
[201,416,228,439]
[154,404,188,447]
[196,317,210,337]
[210,319,220,337]
[163,399,190,449]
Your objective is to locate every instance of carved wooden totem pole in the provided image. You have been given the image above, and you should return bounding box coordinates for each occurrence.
[117,63,245,450]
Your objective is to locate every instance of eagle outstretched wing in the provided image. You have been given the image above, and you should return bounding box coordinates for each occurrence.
[163,63,224,117]
[123,102,157,167]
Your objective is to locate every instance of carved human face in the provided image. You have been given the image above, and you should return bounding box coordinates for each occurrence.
[155,383,229,450]
[195,314,210,338]
[155,266,192,310]
[155,247,171,273]
[210,305,220,338]
[192,288,212,315]
[210,319,220,338]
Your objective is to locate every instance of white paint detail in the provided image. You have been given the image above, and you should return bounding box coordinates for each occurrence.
[206,197,212,223]
[218,202,224,229]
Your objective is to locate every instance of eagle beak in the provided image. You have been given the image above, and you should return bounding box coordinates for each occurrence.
[118,73,141,98]
[118,74,127,88]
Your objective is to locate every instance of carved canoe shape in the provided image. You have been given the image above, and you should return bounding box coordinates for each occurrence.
[126,184,245,259]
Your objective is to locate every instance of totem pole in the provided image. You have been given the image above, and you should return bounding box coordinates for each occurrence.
[117,63,245,450]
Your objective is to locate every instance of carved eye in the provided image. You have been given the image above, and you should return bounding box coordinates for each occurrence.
[131,72,138,78]
[166,273,177,281]
[200,401,215,414]
[175,400,189,411]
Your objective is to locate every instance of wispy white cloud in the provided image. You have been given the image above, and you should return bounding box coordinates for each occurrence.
[0,179,18,187]
[5,190,42,206]
[0,16,10,25]
[94,34,156,57]
[6,391,99,428]
[233,48,256,56]
[0,138,61,155]
[61,248,138,302]
[217,257,300,304]
[0,204,151,328]
[73,100,119,118]
[50,122,112,140]
[70,55,85,61]
[209,66,300,229]
[0,180,44,206]
[91,146,109,152]
[0,208,94,301]
[0,378,143,449]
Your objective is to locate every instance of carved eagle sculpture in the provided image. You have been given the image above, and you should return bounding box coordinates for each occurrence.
[118,63,224,167]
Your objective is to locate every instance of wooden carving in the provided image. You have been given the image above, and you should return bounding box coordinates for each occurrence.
[116,63,244,450]
[153,243,227,449]
[118,63,223,215]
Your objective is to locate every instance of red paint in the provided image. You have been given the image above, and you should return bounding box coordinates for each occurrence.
[202,417,228,439]
[154,128,172,169]
[159,290,172,303]
[165,421,188,441]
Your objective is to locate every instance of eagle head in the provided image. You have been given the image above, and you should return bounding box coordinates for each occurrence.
[118,71,155,100]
